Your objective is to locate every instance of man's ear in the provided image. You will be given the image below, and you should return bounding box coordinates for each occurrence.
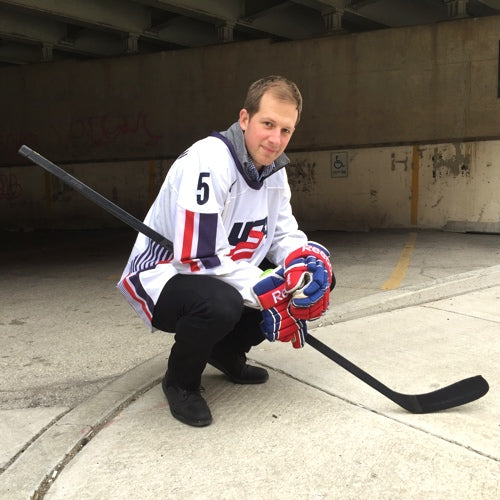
[239,108,249,131]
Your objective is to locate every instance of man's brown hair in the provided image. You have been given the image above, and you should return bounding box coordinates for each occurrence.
[243,75,303,125]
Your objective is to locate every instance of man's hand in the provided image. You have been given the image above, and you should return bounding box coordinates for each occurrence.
[284,242,333,320]
[252,267,307,348]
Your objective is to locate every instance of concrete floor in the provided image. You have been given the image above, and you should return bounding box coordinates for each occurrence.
[1,227,499,499]
[1,228,499,411]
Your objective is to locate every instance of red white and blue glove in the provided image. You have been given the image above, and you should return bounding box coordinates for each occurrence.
[284,242,333,321]
[252,267,307,349]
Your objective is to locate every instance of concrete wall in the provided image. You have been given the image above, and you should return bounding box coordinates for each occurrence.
[287,140,500,233]
[1,15,500,232]
[3,139,498,233]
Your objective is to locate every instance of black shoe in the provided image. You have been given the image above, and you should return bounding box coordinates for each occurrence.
[162,377,212,427]
[208,352,269,385]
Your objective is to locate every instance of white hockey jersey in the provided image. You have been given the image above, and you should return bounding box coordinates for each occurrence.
[117,124,307,329]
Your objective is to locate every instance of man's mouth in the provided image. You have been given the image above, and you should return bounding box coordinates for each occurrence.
[261,145,278,155]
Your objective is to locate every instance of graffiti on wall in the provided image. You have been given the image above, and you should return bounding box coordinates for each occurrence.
[287,159,316,193]
[391,151,409,171]
[0,173,22,200]
[68,111,162,148]
[0,110,163,163]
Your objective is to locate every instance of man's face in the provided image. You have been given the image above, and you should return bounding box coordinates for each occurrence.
[239,91,298,170]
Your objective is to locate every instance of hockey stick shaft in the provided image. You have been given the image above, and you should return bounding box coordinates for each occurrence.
[19,145,489,413]
[306,333,400,401]
[18,145,173,252]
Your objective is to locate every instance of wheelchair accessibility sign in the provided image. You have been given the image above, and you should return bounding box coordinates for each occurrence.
[331,151,348,178]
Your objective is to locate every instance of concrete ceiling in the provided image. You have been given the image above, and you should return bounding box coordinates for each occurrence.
[0,0,499,66]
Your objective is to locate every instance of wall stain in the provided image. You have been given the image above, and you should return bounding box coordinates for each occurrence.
[432,143,471,180]
[287,160,316,193]
[9,319,26,325]
[432,196,443,208]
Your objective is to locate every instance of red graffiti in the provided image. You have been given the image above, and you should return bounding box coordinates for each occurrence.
[69,111,162,147]
[0,173,22,200]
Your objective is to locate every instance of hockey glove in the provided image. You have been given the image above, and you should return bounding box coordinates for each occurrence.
[252,267,307,349]
[284,242,333,321]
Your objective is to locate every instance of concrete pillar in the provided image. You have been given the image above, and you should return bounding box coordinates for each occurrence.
[322,8,344,32]
[446,0,468,18]
[124,34,139,54]
[217,22,235,43]
[41,43,53,62]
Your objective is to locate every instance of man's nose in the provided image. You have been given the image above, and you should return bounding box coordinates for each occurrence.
[268,128,281,144]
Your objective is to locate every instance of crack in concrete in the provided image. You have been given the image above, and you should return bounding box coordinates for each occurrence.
[31,376,163,500]
[0,408,71,475]
[421,304,500,324]
[257,363,499,463]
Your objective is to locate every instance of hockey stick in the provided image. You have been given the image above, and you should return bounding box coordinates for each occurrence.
[18,145,489,413]
[306,335,488,413]
[18,145,173,252]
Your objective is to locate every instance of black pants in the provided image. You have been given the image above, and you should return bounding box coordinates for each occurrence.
[152,274,265,390]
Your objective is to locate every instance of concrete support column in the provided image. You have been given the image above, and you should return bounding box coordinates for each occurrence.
[124,34,139,54]
[446,0,468,18]
[217,22,235,43]
[41,43,53,62]
[322,8,344,32]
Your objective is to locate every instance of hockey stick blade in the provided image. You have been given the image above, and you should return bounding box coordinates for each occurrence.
[306,334,489,413]
[18,145,173,252]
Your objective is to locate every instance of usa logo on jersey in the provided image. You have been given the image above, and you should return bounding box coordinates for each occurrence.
[228,217,268,261]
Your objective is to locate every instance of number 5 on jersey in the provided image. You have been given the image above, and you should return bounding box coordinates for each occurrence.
[197,172,210,205]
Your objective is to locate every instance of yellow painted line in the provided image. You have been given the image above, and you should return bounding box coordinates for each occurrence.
[381,232,418,290]
[411,145,419,226]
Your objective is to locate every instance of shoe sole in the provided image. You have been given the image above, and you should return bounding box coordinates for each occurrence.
[169,408,212,427]
[207,358,269,385]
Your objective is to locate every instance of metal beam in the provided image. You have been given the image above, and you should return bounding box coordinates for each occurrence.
[0,0,150,35]
[132,0,244,24]
[0,0,498,66]
[475,0,500,10]
[0,7,66,44]
[0,0,196,58]
[293,0,388,30]
[154,16,218,46]
[0,41,42,64]
[347,0,448,28]
[292,0,348,11]
[471,0,500,14]
[239,2,324,39]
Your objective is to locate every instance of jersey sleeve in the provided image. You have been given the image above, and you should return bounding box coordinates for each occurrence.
[265,168,308,266]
